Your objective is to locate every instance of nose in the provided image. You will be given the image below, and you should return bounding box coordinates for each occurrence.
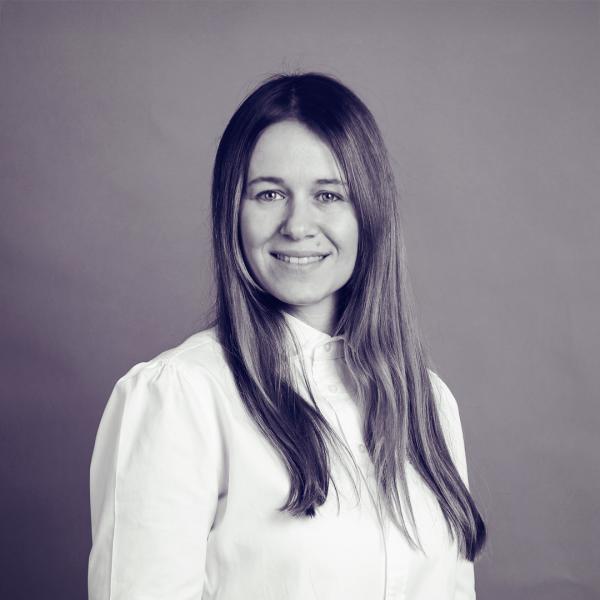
[279,197,318,240]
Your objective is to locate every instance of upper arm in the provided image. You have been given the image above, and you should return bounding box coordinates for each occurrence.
[88,360,225,600]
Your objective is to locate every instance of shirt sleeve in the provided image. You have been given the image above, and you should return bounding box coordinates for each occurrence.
[88,359,225,600]
[429,371,476,600]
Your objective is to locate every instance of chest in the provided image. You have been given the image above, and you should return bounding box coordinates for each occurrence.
[207,359,457,590]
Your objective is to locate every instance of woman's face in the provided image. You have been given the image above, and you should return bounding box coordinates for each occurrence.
[240,120,359,321]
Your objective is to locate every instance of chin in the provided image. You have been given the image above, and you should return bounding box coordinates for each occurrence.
[279,295,325,307]
[270,288,326,307]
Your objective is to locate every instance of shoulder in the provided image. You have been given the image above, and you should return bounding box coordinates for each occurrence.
[105,326,236,425]
[427,369,464,446]
[96,327,235,458]
[427,368,460,422]
[427,368,470,481]
[117,326,230,388]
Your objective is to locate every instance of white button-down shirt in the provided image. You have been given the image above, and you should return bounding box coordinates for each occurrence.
[88,312,476,599]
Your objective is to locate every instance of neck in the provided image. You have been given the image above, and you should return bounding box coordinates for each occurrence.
[283,298,338,336]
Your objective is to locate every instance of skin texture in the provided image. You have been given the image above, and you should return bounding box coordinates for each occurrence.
[240,120,359,334]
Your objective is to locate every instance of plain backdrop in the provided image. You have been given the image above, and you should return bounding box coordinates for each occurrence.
[1,1,599,599]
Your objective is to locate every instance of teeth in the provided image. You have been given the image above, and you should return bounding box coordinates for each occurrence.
[275,254,326,264]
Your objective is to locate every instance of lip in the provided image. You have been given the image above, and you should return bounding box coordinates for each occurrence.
[270,252,330,269]
[270,250,330,258]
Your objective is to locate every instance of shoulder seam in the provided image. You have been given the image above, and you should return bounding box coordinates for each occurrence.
[166,334,219,362]
[118,351,234,408]
[114,334,222,385]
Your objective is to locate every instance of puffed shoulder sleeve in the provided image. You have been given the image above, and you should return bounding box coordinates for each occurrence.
[428,370,476,600]
[88,359,226,600]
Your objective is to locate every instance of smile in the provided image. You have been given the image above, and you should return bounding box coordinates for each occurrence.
[272,253,328,265]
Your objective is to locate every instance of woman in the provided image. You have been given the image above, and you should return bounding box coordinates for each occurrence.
[88,72,486,600]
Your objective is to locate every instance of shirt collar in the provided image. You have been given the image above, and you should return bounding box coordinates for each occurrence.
[282,310,345,360]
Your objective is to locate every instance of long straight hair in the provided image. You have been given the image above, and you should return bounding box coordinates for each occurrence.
[211,72,486,560]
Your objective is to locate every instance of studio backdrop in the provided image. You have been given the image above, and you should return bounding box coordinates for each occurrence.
[1,1,598,599]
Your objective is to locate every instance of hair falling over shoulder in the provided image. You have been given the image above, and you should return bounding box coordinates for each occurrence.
[210,72,486,560]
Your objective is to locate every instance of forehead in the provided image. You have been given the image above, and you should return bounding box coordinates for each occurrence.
[247,120,343,182]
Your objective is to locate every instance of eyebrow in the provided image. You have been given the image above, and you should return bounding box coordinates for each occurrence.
[246,176,348,187]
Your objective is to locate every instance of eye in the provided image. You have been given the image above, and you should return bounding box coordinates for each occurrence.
[255,190,285,202]
[317,192,343,204]
[317,191,343,203]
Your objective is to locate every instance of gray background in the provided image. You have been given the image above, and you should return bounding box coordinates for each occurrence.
[1,1,598,599]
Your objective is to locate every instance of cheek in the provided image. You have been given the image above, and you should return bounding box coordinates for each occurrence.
[239,206,262,254]
[239,204,279,252]
[336,217,359,262]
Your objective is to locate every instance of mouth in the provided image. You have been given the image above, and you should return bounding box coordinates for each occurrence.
[271,252,329,265]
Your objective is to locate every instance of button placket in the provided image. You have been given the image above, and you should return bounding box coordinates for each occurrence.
[313,355,341,398]
[312,347,370,465]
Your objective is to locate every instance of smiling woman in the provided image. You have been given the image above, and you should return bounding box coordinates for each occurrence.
[240,120,359,334]
[88,72,486,600]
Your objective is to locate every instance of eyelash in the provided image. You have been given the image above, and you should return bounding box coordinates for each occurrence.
[255,190,344,203]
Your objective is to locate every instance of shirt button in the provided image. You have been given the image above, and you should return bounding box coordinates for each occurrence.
[324,343,331,352]
[358,443,367,453]
[328,384,338,393]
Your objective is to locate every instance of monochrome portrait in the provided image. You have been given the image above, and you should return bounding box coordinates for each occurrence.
[1,2,598,599]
